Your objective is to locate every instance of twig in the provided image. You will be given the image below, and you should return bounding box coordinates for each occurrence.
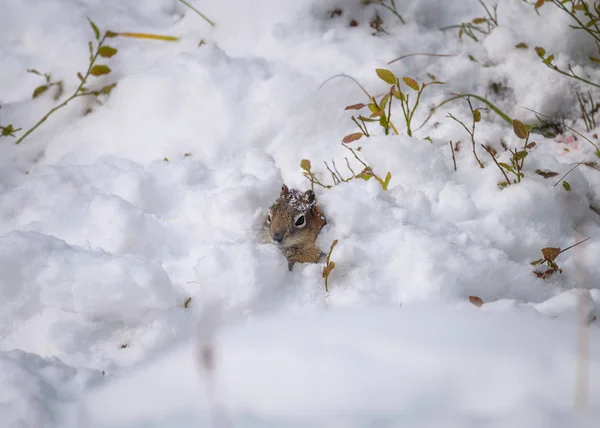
[482,144,511,184]
[449,141,457,171]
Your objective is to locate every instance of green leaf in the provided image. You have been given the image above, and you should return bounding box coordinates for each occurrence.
[562,180,571,191]
[512,119,528,139]
[515,42,528,49]
[392,87,404,101]
[590,56,600,64]
[300,159,312,171]
[98,46,118,58]
[90,65,111,76]
[498,162,513,171]
[514,150,528,160]
[543,54,554,65]
[163,157,169,162]
[99,82,117,95]
[26,69,42,76]
[379,115,388,128]
[105,30,118,38]
[368,103,381,114]
[402,77,419,91]
[32,85,49,99]
[87,18,101,40]
[375,68,397,85]
[472,17,487,24]
[535,46,546,57]
[357,115,378,122]
[383,171,392,190]
[473,109,481,122]
[379,93,391,111]
[184,297,192,309]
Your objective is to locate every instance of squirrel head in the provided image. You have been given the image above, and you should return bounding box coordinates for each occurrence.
[264,184,318,248]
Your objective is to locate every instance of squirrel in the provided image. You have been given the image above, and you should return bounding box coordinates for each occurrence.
[263,184,327,271]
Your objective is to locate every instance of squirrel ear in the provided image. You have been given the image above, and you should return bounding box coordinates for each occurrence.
[304,189,315,203]
[280,184,289,196]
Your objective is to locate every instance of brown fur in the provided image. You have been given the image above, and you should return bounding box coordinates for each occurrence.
[263,184,327,270]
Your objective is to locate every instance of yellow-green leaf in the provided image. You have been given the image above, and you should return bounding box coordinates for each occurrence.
[473,109,481,122]
[402,77,419,91]
[184,297,192,309]
[515,42,528,49]
[99,83,117,95]
[90,65,111,76]
[562,180,571,191]
[98,46,118,58]
[32,85,49,99]
[376,68,397,85]
[368,103,381,114]
[590,57,600,64]
[300,159,312,171]
[383,171,392,190]
[534,0,545,8]
[535,46,546,57]
[380,93,391,111]
[87,18,100,40]
[105,30,119,38]
[543,54,554,65]
[472,17,487,24]
[392,87,404,101]
[512,119,528,139]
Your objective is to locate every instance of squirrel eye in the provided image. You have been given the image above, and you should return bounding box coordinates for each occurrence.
[266,213,272,224]
[294,214,306,228]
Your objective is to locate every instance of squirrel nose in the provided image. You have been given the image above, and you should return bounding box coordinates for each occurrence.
[272,232,284,243]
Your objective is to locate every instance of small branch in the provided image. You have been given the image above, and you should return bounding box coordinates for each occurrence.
[449,141,457,171]
[482,144,511,185]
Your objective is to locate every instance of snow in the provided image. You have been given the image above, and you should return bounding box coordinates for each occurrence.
[1,0,600,426]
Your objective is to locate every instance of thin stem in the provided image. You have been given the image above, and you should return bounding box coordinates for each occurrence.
[387,52,457,65]
[177,0,215,26]
[553,162,584,187]
[374,0,405,24]
[466,97,485,168]
[544,62,600,89]
[449,141,457,171]
[482,144,511,184]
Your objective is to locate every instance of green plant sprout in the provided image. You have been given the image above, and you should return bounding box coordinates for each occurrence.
[441,0,498,42]
[447,96,486,168]
[15,19,121,145]
[322,239,338,292]
[482,119,536,187]
[27,69,64,101]
[13,20,179,145]
[0,105,21,138]
[301,144,392,191]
